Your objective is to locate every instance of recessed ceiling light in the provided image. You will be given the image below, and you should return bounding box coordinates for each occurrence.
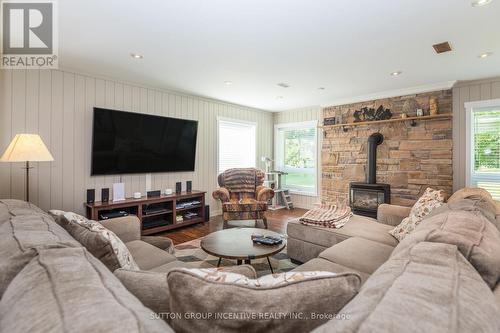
[478,52,493,58]
[318,87,325,90]
[224,81,233,85]
[130,53,143,59]
[276,96,284,100]
[471,0,492,7]
[390,71,402,76]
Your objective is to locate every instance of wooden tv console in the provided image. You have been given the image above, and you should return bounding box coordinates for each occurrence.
[85,190,206,235]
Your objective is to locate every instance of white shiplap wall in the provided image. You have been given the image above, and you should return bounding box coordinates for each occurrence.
[273,106,322,209]
[0,69,273,216]
[452,77,500,191]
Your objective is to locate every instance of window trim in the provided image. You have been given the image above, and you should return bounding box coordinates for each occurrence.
[217,117,257,175]
[465,98,500,187]
[274,120,319,196]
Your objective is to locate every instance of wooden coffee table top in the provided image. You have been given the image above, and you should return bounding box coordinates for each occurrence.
[200,228,286,260]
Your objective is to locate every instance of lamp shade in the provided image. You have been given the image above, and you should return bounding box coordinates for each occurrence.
[0,134,54,162]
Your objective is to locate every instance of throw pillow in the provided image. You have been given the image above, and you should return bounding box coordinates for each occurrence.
[50,210,139,271]
[167,268,361,333]
[114,265,257,317]
[389,187,446,241]
[393,199,500,288]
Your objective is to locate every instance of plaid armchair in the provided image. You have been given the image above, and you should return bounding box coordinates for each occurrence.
[212,168,275,229]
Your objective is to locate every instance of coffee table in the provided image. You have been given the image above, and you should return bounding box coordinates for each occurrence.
[200,228,286,273]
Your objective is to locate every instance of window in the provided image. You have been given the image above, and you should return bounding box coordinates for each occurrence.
[217,118,256,173]
[275,121,317,195]
[466,99,500,199]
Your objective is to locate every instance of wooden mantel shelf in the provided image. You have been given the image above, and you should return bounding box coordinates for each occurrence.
[319,113,453,129]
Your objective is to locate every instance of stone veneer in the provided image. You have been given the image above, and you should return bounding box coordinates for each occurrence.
[322,90,453,206]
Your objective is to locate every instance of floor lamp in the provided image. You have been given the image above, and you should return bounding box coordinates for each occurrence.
[0,134,54,202]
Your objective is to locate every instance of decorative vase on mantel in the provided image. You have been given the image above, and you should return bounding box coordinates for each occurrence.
[429,97,438,116]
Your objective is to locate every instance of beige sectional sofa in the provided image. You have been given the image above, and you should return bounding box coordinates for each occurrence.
[287,204,409,281]
[0,199,175,332]
[99,215,188,272]
[288,197,500,332]
[2,197,500,332]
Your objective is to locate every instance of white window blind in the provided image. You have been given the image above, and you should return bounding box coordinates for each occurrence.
[275,121,317,195]
[218,119,256,173]
[469,107,500,199]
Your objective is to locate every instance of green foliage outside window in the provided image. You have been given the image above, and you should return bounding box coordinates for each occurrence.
[283,128,315,169]
[474,111,500,172]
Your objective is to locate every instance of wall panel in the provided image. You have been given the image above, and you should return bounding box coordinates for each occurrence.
[0,69,273,216]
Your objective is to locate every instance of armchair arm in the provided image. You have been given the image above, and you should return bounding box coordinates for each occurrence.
[377,204,411,226]
[99,215,141,243]
[256,186,275,202]
[141,236,175,254]
[212,187,230,203]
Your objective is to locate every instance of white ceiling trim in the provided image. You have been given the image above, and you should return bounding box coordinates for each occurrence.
[320,81,457,108]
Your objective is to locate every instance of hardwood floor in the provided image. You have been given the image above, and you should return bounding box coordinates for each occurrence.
[158,208,307,245]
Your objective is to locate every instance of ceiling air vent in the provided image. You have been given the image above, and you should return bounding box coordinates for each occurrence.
[433,42,452,54]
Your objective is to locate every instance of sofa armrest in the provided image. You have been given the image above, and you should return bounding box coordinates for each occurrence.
[141,236,175,254]
[256,186,275,202]
[377,204,411,226]
[212,187,230,203]
[99,215,141,243]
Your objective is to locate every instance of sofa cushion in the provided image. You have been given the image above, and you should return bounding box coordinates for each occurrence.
[56,211,140,271]
[0,247,172,333]
[150,260,189,273]
[389,187,446,241]
[394,199,500,288]
[114,265,258,317]
[0,213,79,296]
[287,216,398,248]
[377,203,412,226]
[292,258,371,284]
[222,198,267,212]
[313,242,500,333]
[167,268,361,333]
[125,240,177,270]
[319,237,394,274]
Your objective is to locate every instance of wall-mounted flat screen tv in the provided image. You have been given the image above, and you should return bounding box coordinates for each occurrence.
[91,108,198,175]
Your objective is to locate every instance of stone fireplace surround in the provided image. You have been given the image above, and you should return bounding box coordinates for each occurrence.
[322,89,453,207]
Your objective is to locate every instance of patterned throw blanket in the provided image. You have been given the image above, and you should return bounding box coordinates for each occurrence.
[300,204,353,228]
[218,168,264,193]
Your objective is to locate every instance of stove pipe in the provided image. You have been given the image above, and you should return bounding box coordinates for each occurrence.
[366,133,384,184]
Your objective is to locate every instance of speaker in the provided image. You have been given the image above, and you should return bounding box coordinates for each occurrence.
[86,189,95,204]
[204,205,209,222]
[147,190,161,198]
[175,182,182,194]
[101,188,109,203]
[186,181,192,193]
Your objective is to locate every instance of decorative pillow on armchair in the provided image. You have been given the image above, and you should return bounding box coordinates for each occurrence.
[49,210,139,271]
[167,268,361,333]
[389,188,446,241]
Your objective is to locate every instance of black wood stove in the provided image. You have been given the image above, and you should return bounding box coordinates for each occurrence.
[349,133,390,218]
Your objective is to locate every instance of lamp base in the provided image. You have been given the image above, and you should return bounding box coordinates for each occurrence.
[23,161,34,202]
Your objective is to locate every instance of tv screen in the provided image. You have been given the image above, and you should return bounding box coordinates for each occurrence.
[91,108,198,175]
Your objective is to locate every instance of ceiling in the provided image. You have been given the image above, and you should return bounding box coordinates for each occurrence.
[59,0,500,111]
